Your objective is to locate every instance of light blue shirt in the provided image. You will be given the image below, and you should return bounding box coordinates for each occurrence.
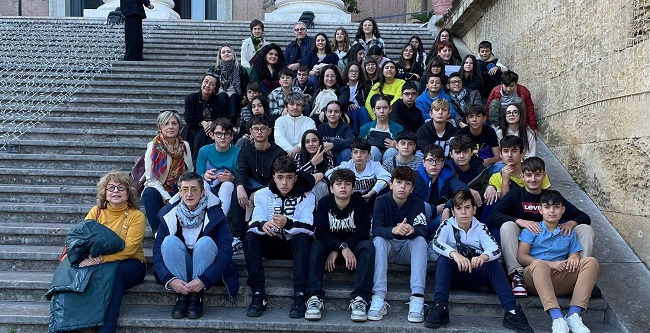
[519,221,582,261]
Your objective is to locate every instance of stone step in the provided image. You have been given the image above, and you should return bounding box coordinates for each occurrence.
[0,270,608,323]
[60,96,184,109]
[2,127,156,143]
[0,168,112,186]
[3,87,193,100]
[0,202,91,223]
[4,78,199,89]
[34,116,157,130]
[10,139,148,156]
[47,105,170,118]
[0,153,137,170]
[0,185,96,204]
[0,301,620,333]
[0,222,155,248]
[92,72,204,83]
[0,245,413,284]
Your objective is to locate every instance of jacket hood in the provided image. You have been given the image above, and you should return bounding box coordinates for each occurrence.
[268,170,316,198]
[417,160,454,184]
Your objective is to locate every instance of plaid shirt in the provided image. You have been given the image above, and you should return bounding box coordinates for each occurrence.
[268,86,303,117]
[353,37,385,52]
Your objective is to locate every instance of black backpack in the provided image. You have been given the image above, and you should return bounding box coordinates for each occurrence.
[106,7,125,25]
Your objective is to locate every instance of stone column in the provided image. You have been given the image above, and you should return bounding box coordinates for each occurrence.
[265,0,351,23]
[84,0,180,19]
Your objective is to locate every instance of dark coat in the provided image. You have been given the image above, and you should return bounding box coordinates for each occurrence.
[413,162,468,212]
[120,0,150,17]
[47,220,125,333]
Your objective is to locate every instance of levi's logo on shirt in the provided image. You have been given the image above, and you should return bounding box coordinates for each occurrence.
[521,202,540,214]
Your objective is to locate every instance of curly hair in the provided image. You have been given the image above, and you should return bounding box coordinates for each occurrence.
[96,171,139,210]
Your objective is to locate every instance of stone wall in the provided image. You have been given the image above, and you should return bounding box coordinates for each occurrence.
[1,0,49,16]
[455,0,650,267]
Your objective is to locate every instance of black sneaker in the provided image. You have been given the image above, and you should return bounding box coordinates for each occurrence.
[289,291,307,318]
[247,291,268,317]
[424,302,449,328]
[503,305,534,333]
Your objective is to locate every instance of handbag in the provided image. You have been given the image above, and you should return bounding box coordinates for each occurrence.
[131,155,146,196]
[453,227,483,259]
[365,130,393,151]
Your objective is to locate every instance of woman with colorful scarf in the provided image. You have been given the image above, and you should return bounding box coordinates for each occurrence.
[142,110,193,234]
[207,45,249,131]
[240,19,270,69]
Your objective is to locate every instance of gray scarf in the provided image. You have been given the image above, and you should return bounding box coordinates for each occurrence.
[220,61,241,95]
[500,85,518,107]
[176,195,208,229]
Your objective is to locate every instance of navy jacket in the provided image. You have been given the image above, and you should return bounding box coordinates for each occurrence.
[153,191,239,296]
[372,192,428,240]
[285,36,313,65]
[413,161,469,211]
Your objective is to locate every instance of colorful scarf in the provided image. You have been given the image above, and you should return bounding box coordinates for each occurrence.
[251,35,263,51]
[220,61,241,95]
[176,195,208,229]
[150,133,186,192]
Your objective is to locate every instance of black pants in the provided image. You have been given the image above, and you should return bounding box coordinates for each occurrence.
[307,239,374,303]
[98,259,146,333]
[243,233,312,294]
[216,92,242,121]
[123,14,144,61]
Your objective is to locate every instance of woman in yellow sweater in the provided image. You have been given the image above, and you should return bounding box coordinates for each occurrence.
[79,171,146,333]
[365,60,405,120]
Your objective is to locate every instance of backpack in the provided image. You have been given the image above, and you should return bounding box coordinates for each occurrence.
[106,8,125,25]
[131,156,146,196]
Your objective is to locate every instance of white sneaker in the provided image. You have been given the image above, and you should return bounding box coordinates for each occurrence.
[349,296,368,322]
[232,237,243,253]
[552,317,570,333]
[367,295,390,321]
[407,295,425,323]
[565,313,590,333]
[304,295,323,321]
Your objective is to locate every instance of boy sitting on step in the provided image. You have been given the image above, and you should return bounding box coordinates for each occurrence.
[243,156,316,318]
[368,166,428,323]
[517,190,600,333]
[425,190,533,332]
[305,169,374,322]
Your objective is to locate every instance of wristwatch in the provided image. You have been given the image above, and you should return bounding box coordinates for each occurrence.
[339,242,349,251]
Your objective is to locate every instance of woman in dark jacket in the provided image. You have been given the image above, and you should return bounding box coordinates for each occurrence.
[183,74,227,159]
[459,54,483,94]
[153,172,239,320]
[396,43,424,84]
[249,43,286,96]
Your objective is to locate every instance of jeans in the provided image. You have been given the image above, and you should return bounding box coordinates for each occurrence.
[380,148,399,164]
[335,148,352,166]
[307,239,375,302]
[243,232,312,294]
[433,256,516,312]
[209,181,235,216]
[348,106,371,135]
[372,237,427,298]
[98,259,146,333]
[161,235,218,282]
[370,146,383,162]
[142,187,176,233]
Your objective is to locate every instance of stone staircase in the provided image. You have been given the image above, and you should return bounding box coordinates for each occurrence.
[0,17,623,332]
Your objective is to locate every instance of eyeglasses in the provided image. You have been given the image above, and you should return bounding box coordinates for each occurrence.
[180,187,202,195]
[106,184,127,192]
[403,92,417,97]
[251,126,270,133]
[449,80,462,85]
[293,28,306,32]
[213,131,232,138]
[505,110,520,116]
[424,158,444,165]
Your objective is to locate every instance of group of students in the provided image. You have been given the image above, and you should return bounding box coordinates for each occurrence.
[66,18,601,333]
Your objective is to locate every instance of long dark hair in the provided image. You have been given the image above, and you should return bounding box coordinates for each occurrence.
[299,129,329,174]
[461,54,483,88]
[249,95,270,116]
[498,99,530,153]
[355,17,381,40]
[409,35,425,64]
[311,32,333,53]
[377,60,397,96]
[342,43,366,64]
[398,44,416,69]
[342,61,366,85]
[317,64,343,90]
[250,43,285,80]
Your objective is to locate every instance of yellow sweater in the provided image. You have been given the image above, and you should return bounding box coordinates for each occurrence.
[85,205,146,264]
[365,78,406,120]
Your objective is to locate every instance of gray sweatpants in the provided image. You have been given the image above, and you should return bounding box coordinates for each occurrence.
[372,236,427,298]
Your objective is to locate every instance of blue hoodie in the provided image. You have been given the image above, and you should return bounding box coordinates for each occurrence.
[413,161,468,213]
[415,89,458,122]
